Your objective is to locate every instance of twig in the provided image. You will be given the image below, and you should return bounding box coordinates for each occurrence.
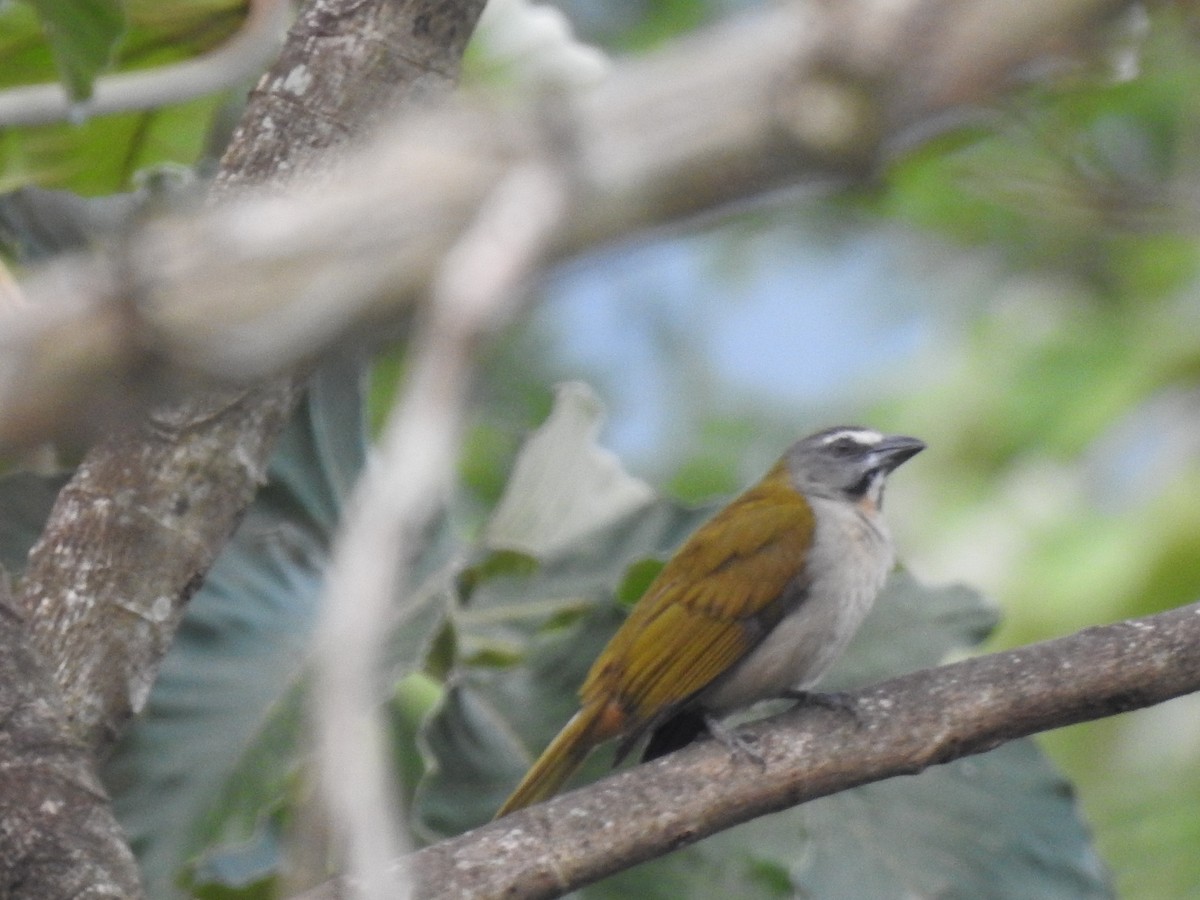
[311,163,566,898]
[0,0,291,126]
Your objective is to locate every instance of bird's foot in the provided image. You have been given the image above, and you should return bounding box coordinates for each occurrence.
[782,689,864,726]
[703,714,766,768]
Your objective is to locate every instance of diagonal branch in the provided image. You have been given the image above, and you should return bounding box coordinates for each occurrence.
[5,1,486,892]
[14,0,486,759]
[386,602,1200,900]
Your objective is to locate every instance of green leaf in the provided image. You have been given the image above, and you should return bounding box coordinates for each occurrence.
[824,568,1000,689]
[412,682,533,839]
[587,739,1109,900]
[265,354,367,535]
[413,602,628,839]
[25,0,125,102]
[484,381,655,556]
[793,740,1111,899]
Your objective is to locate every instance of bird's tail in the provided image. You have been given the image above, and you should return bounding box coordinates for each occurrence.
[495,701,612,818]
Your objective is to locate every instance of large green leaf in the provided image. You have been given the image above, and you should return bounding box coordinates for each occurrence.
[586,737,1108,900]
[484,381,656,556]
[792,740,1110,899]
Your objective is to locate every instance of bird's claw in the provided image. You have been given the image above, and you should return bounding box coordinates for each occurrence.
[703,714,766,768]
[783,689,864,726]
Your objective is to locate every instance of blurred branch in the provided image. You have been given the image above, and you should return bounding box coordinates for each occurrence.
[312,164,566,897]
[309,601,1199,900]
[0,0,1137,450]
[0,0,291,127]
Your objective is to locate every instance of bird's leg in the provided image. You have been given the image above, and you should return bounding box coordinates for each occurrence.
[702,714,766,767]
[781,689,864,725]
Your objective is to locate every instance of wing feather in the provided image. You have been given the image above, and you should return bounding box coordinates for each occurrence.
[580,464,814,736]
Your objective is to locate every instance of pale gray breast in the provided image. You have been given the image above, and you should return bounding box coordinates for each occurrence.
[700,495,894,713]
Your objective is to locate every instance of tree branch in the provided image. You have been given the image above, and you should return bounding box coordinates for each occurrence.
[14,0,486,753]
[0,581,143,898]
[1,0,1135,449]
[386,602,1200,900]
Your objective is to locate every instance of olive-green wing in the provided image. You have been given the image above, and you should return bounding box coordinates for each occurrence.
[581,478,814,729]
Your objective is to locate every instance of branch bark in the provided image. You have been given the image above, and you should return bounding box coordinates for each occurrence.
[5,0,485,893]
[0,582,143,898]
[384,601,1200,900]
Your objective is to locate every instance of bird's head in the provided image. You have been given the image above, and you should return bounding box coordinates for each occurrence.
[785,426,925,510]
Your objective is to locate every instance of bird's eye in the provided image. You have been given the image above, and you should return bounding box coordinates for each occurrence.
[831,437,859,456]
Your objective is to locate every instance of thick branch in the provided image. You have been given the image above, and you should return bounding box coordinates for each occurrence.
[0,585,143,898]
[0,0,1135,448]
[389,602,1200,899]
[16,0,485,755]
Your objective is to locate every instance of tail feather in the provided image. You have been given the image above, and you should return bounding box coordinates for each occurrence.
[495,702,609,818]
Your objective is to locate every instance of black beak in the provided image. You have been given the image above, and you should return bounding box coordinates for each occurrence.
[871,434,925,473]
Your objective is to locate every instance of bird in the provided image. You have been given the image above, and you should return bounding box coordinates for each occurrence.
[494,425,925,818]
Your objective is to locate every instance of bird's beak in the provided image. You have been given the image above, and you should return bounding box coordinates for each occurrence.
[871,435,925,472]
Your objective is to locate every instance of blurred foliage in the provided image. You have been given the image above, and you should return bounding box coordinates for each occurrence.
[2,0,1200,898]
[0,0,248,193]
[24,0,126,101]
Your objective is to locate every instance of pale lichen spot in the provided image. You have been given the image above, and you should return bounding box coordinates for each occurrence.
[150,593,173,623]
[128,670,156,715]
[281,64,313,96]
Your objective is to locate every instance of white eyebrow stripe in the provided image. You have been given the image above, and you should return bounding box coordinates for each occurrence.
[819,428,884,446]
